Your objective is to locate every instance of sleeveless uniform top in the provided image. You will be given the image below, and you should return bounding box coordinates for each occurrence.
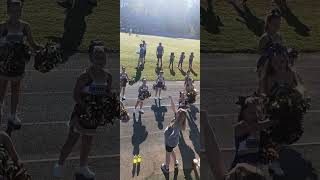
[1,23,27,43]
[120,72,128,81]
[231,132,260,168]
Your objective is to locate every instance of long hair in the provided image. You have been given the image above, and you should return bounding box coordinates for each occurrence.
[172,109,187,130]
[236,94,266,122]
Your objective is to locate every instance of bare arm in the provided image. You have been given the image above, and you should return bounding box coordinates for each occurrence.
[73,73,88,105]
[201,111,227,180]
[169,96,177,114]
[1,132,21,166]
[24,23,41,50]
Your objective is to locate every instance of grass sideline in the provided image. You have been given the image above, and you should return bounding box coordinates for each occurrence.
[0,0,119,50]
[201,0,320,52]
[120,33,200,81]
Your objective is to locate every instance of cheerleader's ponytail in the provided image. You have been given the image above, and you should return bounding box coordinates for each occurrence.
[88,40,105,61]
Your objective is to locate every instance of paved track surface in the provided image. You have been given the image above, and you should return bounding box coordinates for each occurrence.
[201,53,320,179]
[2,54,121,180]
[120,81,200,180]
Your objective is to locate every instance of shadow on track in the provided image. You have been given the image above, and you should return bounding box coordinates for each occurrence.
[151,99,168,130]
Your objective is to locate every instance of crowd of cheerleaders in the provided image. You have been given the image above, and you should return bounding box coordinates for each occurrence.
[0,0,122,179]
[119,41,199,174]
[207,6,310,180]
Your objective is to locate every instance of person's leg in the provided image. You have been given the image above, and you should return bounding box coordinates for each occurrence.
[159,89,161,98]
[155,89,158,97]
[160,58,163,67]
[135,100,140,109]
[58,129,80,165]
[10,80,21,116]
[166,151,171,168]
[139,101,143,109]
[171,149,177,164]
[0,80,9,125]
[80,135,94,167]
[77,134,95,178]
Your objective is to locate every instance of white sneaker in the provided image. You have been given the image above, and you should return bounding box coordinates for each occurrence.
[159,97,162,100]
[8,115,22,127]
[174,160,179,168]
[53,163,63,178]
[139,109,144,114]
[76,166,95,179]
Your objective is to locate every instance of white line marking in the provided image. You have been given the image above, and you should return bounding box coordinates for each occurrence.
[126,103,200,109]
[219,142,320,152]
[201,66,320,70]
[23,154,120,163]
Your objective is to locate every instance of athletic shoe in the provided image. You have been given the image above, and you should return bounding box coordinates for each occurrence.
[53,163,63,178]
[75,166,95,179]
[174,160,179,169]
[139,109,144,114]
[161,164,169,173]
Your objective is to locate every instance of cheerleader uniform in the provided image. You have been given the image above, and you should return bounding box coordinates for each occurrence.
[0,23,28,81]
[120,72,128,87]
[155,75,165,89]
[70,71,111,135]
[138,85,149,101]
[178,99,188,109]
[231,132,261,168]
[185,76,194,91]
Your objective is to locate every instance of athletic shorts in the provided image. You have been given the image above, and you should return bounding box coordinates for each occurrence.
[165,145,175,152]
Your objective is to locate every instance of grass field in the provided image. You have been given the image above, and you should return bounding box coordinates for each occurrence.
[0,0,119,50]
[201,0,320,52]
[120,33,200,81]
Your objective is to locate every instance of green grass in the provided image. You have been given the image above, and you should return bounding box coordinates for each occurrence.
[201,0,320,51]
[0,0,119,50]
[120,33,200,81]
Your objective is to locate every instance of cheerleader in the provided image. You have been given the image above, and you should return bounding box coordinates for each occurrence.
[120,66,129,100]
[134,78,150,114]
[201,111,267,180]
[169,52,175,69]
[0,0,41,131]
[154,71,166,100]
[184,70,194,92]
[178,91,188,109]
[258,9,282,55]
[257,44,304,96]
[233,95,284,176]
[161,96,187,173]
[53,42,112,179]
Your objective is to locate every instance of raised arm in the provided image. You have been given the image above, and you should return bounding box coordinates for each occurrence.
[169,96,177,114]
[201,111,227,180]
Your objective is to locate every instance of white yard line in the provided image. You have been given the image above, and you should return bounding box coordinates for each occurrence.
[22,154,120,163]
